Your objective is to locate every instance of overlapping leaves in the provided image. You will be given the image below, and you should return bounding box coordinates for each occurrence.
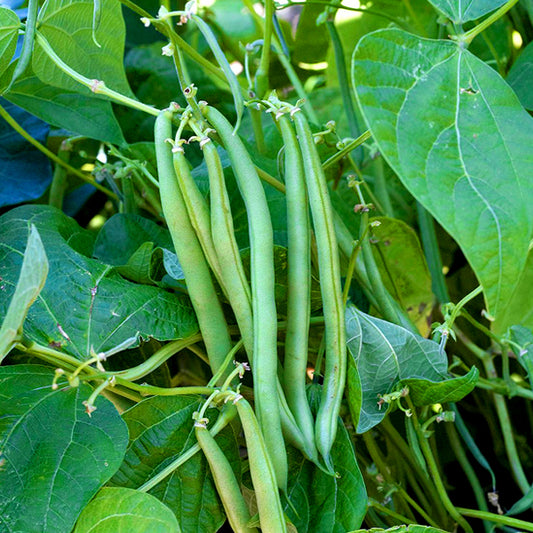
[352,29,533,322]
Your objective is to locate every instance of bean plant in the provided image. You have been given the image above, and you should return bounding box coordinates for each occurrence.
[0,0,532,531]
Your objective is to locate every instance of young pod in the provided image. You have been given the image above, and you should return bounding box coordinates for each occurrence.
[154,111,233,379]
[293,110,347,471]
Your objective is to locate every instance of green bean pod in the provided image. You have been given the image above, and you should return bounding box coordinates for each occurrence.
[172,144,224,288]
[154,111,232,378]
[293,110,346,470]
[195,422,258,533]
[277,114,316,452]
[234,397,288,533]
[203,106,287,491]
[202,136,254,354]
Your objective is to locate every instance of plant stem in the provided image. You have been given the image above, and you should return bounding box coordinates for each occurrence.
[416,203,449,303]
[35,32,160,117]
[110,334,203,381]
[323,130,372,170]
[457,508,533,531]
[0,102,117,199]
[407,398,473,532]
[445,423,492,533]
[138,405,237,492]
[255,0,273,97]
[461,0,519,45]
[48,141,71,209]
[372,156,394,217]
[369,499,416,525]
[482,355,530,494]
[325,18,361,157]
[448,285,483,328]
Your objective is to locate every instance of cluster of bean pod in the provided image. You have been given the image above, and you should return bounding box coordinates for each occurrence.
[154,95,347,531]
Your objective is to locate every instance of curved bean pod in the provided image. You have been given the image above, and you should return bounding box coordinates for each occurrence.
[293,110,346,471]
[195,421,258,533]
[203,106,287,491]
[234,396,288,533]
[277,113,316,454]
[172,143,224,287]
[154,111,232,378]
[201,134,254,354]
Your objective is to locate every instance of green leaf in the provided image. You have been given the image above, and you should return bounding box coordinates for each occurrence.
[284,420,367,532]
[33,0,133,97]
[111,396,240,531]
[352,28,533,321]
[492,247,533,334]
[5,66,126,144]
[94,214,181,286]
[74,487,181,533]
[427,0,508,23]
[0,205,197,359]
[346,304,452,432]
[370,217,434,336]
[0,225,48,361]
[0,364,129,533]
[507,40,533,111]
[0,7,19,80]
[293,2,330,64]
[403,366,479,406]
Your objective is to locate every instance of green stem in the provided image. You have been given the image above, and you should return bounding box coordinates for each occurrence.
[457,508,533,531]
[35,32,159,116]
[111,377,214,397]
[0,102,117,199]
[416,203,449,303]
[369,499,416,525]
[448,285,483,328]
[372,156,394,217]
[48,140,72,209]
[325,18,361,149]
[445,423,492,533]
[255,0,274,97]
[110,334,203,381]
[407,398,473,533]
[138,405,237,492]
[394,484,441,529]
[323,131,372,170]
[482,356,530,494]
[460,0,519,45]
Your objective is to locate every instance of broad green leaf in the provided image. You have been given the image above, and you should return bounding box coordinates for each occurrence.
[0,225,47,361]
[0,205,197,359]
[94,214,181,286]
[5,66,126,144]
[293,2,330,64]
[370,217,433,336]
[33,0,133,97]
[507,40,533,111]
[111,396,240,531]
[492,248,533,334]
[346,304,454,432]
[0,7,19,79]
[403,366,479,405]
[0,365,129,533]
[284,421,367,532]
[427,0,508,23]
[352,28,533,321]
[74,487,181,533]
